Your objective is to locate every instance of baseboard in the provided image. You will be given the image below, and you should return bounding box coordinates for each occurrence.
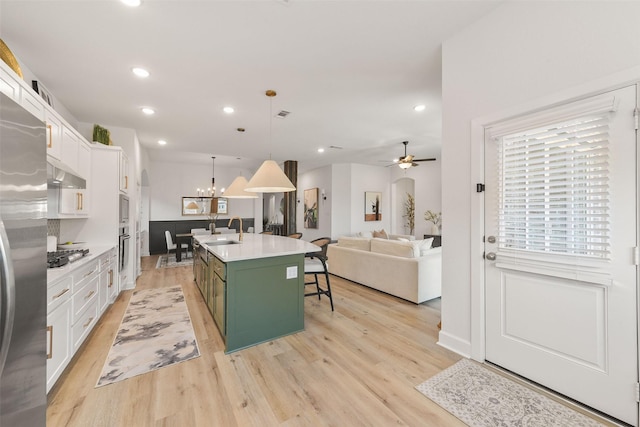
[437,330,471,358]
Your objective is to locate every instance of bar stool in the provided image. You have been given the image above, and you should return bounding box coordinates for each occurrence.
[304,237,333,311]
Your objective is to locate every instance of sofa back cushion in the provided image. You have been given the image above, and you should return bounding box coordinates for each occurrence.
[370,237,434,258]
[337,236,371,251]
[371,238,416,258]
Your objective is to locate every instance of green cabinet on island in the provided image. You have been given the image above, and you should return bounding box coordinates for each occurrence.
[194,233,319,354]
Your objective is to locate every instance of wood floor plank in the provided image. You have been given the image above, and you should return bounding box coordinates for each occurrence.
[46,255,611,426]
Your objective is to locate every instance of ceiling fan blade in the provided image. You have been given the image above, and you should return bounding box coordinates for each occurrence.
[414,158,437,162]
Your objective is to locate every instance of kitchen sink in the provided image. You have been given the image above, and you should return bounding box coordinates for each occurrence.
[203,240,240,246]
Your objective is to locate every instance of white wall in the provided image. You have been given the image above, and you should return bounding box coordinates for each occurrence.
[441,1,640,357]
[390,161,441,239]
[148,159,256,221]
[297,165,332,241]
[349,164,392,234]
[330,164,352,239]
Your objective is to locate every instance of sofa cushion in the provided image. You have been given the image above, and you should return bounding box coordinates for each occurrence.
[354,231,373,238]
[372,229,388,239]
[370,238,434,258]
[370,238,416,258]
[337,236,371,251]
[419,238,435,255]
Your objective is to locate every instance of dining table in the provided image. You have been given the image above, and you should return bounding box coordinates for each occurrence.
[175,233,193,262]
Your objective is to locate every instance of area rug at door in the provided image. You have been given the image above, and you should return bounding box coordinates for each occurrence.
[96,286,200,387]
[415,358,604,427]
[155,253,192,269]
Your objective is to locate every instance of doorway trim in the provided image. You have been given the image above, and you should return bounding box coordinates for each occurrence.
[468,67,640,364]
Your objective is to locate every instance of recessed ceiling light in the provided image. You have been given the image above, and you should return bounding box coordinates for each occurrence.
[414,104,426,112]
[141,107,155,115]
[317,148,325,153]
[158,140,167,146]
[132,67,149,78]
[223,107,235,114]
[121,0,142,7]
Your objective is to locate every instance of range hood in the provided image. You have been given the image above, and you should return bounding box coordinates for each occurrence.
[47,159,86,189]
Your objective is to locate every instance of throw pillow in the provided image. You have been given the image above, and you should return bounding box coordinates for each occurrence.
[372,229,388,239]
[355,231,373,238]
[397,237,409,242]
[418,238,434,256]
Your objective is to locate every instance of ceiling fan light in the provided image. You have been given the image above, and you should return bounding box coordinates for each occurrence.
[223,175,258,198]
[245,160,296,193]
[398,162,412,169]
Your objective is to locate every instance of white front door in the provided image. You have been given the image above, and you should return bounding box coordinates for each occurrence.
[484,85,638,426]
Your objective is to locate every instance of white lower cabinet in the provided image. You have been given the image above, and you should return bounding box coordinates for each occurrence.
[46,246,119,393]
[46,297,71,392]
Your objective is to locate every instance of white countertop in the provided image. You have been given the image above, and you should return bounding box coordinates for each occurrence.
[195,233,320,262]
[47,245,114,285]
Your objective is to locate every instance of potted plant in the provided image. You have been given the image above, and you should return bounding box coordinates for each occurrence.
[403,193,415,235]
[93,124,111,146]
[424,210,442,235]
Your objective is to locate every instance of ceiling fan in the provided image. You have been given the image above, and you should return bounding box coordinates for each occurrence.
[391,141,436,169]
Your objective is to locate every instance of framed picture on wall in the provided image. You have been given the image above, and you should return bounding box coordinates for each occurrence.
[217,198,228,214]
[182,197,211,216]
[304,188,318,229]
[364,191,382,221]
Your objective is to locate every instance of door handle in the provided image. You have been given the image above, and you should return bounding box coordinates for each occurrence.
[0,220,16,377]
[485,252,497,261]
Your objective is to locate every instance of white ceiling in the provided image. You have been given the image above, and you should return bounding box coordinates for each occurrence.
[0,0,500,172]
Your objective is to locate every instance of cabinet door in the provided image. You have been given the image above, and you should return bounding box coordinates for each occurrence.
[77,142,91,180]
[119,151,129,193]
[59,190,85,215]
[20,87,45,120]
[47,298,71,393]
[213,273,225,337]
[99,267,110,314]
[45,110,62,160]
[61,125,79,174]
[0,66,20,102]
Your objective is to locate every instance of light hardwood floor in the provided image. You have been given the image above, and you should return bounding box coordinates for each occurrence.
[47,255,465,426]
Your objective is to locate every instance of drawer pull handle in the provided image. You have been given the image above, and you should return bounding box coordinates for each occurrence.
[47,124,53,148]
[84,269,97,278]
[83,317,94,328]
[85,290,95,300]
[46,326,53,359]
[52,288,70,300]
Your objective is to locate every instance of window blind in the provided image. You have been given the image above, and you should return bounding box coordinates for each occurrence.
[497,112,611,259]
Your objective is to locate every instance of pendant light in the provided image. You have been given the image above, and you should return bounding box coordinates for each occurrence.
[223,175,258,198]
[245,90,296,193]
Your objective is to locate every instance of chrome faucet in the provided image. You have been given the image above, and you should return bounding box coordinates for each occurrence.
[228,216,243,241]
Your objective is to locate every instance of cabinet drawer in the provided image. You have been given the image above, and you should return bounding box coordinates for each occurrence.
[72,276,98,323]
[47,276,72,313]
[20,88,45,120]
[99,252,110,271]
[71,299,98,352]
[72,260,100,292]
[213,256,225,280]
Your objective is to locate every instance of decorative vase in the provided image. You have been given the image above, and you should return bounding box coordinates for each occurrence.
[431,223,440,235]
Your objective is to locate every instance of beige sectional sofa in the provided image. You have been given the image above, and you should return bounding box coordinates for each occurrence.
[327,236,442,304]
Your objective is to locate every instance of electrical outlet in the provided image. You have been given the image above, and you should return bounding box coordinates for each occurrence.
[286,266,298,279]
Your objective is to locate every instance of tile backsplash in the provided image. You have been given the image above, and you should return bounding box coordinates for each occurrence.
[47,219,60,239]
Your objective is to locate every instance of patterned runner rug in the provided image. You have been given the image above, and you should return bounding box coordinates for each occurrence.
[96,286,200,387]
[416,358,604,427]
[155,253,193,269]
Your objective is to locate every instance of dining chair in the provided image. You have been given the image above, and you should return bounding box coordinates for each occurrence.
[165,231,188,259]
[304,237,333,311]
[287,232,303,239]
[260,231,273,235]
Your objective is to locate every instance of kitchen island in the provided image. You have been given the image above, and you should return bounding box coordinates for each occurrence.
[193,233,320,353]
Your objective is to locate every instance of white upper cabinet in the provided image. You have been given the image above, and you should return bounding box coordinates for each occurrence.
[119,150,129,194]
[45,110,63,160]
[0,65,20,102]
[61,125,80,174]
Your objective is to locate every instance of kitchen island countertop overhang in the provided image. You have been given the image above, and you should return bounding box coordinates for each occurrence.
[194,233,321,262]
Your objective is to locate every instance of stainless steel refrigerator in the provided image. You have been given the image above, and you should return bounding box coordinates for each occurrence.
[0,92,47,426]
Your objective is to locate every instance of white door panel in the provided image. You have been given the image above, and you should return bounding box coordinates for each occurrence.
[485,85,638,426]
